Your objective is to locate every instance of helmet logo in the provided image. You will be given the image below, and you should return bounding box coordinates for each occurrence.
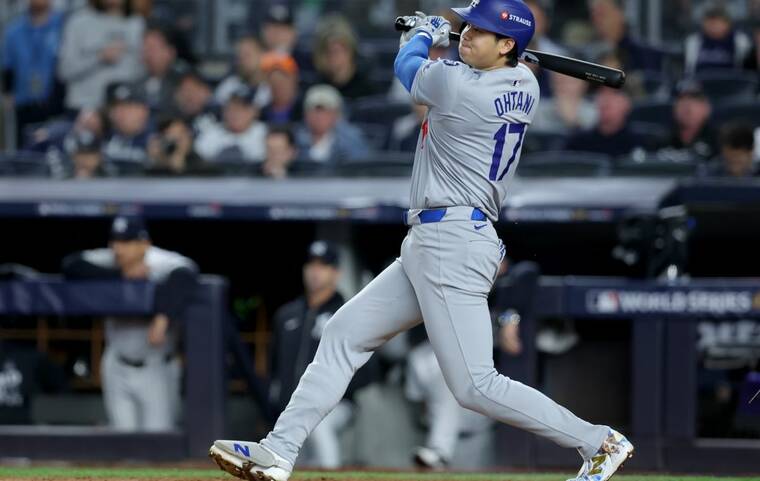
[501,10,509,20]
[470,0,480,7]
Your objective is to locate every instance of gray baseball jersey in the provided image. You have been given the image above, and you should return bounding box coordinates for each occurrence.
[81,246,192,431]
[409,60,539,221]
[260,60,610,468]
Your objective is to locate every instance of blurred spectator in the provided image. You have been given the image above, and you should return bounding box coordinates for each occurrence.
[58,0,145,111]
[267,241,378,468]
[525,0,566,55]
[70,109,107,143]
[260,53,303,124]
[589,0,664,73]
[704,123,758,177]
[296,84,370,163]
[25,108,105,154]
[103,83,152,167]
[524,0,567,98]
[130,0,196,65]
[390,103,427,152]
[742,21,760,72]
[596,49,646,99]
[146,115,205,175]
[312,15,377,100]
[685,3,751,74]
[62,216,198,432]
[68,130,109,179]
[173,69,219,134]
[130,0,152,18]
[137,22,184,112]
[1,0,65,146]
[564,86,638,157]
[195,84,267,163]
[658,79,717,161]
[0,341,67,425]
[260,4,298,55]
[215,35,271,109]
[531,73,597,134]
[262,125,298,179]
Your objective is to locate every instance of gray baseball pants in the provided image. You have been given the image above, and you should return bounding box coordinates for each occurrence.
[263,209,609,464]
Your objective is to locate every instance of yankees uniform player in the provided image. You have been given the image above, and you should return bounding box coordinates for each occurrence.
[210,2,634,481]
[62,216,197,432]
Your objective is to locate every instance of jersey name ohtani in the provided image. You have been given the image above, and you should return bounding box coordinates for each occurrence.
[494,91,535,117]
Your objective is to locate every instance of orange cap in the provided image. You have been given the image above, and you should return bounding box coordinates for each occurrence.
[261,53,299,76]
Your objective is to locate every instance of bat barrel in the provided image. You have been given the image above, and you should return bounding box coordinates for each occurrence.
[393,17,625,89]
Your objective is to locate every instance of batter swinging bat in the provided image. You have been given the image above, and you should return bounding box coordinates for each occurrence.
[394,17,627,89]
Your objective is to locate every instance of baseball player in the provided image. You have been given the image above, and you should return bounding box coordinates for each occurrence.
[210,2,634,481]
[62,216,198,432]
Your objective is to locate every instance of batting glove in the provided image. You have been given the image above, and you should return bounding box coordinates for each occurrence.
[399,11,451,49]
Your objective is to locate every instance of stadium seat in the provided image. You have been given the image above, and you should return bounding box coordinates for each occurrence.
[337,151,414,177]
[640,71,671,99]
[107,159,146,177]
[712,100,760,129]
[521,131,569,154]
[289,160,338,178]
[517,151,613,177]
[354,122,391,150]
[0,151,51,177]
[212,159,260,176]
[696,70,759,102]
[628,121,670,150]
[612,157,699,177]
[348,95,412,125]
[629,100,673,127]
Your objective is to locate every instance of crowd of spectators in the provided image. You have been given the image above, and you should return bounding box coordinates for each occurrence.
[1,0,760,179]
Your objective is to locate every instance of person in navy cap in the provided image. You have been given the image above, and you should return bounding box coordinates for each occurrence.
[61,215,198,432]
[102,82,153,173]
[195,83,268,164]
[265,240,379,468]
[657,79,717,162]
[260,4,298,55]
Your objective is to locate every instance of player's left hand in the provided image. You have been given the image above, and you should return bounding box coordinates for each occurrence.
[498,322,523,355]
[148,313,169,346]
[399,11,451,49]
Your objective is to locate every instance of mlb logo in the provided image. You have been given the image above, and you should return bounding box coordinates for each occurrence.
[589,290,620,314]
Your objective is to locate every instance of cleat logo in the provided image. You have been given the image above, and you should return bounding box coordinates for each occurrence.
[234,443,251,457]
[588,454,607,476]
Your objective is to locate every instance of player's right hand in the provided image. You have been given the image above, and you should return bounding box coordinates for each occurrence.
[399,11,451,49]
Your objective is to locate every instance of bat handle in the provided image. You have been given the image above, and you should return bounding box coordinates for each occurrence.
[394,16,461,42]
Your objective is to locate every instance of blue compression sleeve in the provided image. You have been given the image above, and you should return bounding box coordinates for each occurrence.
[394,34,432,93]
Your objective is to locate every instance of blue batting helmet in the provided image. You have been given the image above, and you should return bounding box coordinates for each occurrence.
[451,0,536,56]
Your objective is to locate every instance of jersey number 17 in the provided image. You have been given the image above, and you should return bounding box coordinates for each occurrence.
[488,122,526,181]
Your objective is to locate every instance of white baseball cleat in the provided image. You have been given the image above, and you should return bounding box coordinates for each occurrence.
[412,446,448,470]
[568,429,634,481]
[209,440,293,481]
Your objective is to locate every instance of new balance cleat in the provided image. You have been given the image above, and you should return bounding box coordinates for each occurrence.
[569,429,634,481]
[209,440,292,481]
[413,446,448,471]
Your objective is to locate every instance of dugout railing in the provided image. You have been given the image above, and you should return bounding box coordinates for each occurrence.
[493,276,760,473]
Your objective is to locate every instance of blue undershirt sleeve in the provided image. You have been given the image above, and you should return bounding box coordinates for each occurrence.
[394,34,432,93]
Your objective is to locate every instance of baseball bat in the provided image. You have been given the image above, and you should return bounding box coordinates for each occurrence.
[394,17,626,89]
